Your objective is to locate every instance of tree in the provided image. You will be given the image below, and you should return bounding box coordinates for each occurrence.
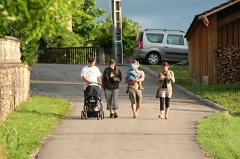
[39,25,84,48]
[72,0,106,46]
[94,14,141,54]
[0,0,85,66]
[0,0,79,42]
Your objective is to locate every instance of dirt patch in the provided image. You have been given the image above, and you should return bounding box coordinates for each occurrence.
[0,145,8,159]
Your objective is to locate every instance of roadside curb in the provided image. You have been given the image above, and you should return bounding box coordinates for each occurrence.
[140,65,229,113]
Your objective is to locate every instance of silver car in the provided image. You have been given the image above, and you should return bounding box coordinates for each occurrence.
[133,29,188,65]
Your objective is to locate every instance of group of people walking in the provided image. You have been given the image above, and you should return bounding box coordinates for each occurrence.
[80,57,175,119]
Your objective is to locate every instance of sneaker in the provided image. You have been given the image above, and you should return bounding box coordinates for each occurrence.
[114,113,118,118]
[110,113,113,118]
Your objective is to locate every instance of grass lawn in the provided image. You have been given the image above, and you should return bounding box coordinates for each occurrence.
[0,96,72,159]
[146,64,240,159]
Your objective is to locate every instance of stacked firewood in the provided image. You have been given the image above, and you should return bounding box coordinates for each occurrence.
[217,46,240,84]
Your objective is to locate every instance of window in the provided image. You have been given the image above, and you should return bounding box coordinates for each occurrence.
[146,34,164,43]
[167,34,184,45]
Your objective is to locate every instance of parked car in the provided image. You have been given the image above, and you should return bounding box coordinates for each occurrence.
[133,29,188,65]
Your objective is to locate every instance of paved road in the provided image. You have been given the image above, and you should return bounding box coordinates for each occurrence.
[30,64,219,159]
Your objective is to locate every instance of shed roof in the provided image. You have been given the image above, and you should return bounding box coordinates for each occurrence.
[185,0,240,39]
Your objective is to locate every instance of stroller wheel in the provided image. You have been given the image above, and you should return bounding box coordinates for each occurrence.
[97,112,100,120]
[100,112,103,120]
[84,112,87,120]
[81,111,84,120]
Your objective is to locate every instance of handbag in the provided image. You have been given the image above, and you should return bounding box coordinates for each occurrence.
[156,88,160,98]
[162,77,167,88]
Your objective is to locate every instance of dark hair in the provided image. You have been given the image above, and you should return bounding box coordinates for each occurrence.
[88,57,95,63]
[109,59,116,65]
[161,61,170,66]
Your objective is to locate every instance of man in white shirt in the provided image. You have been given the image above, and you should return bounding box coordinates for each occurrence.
[81,57,102,96]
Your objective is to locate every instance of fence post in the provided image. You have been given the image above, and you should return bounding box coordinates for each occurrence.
[97,47,105,64]
[66,48,70,64]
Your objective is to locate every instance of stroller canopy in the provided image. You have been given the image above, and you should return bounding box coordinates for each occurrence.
[85,85,101,97]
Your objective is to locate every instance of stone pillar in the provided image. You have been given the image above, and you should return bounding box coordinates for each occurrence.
[0,36,30,121]
[0,36,21,63]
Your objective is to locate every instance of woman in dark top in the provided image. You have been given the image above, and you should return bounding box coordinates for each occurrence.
[102,59,122,118]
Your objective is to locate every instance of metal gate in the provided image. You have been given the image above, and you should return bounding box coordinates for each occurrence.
[37,47,98,64]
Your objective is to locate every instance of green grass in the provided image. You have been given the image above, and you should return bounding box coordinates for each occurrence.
[196,113,240,159]
[146,64,240,158]
[0,96,72,159]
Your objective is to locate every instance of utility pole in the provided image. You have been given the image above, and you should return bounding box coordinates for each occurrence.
[111,0,123,64]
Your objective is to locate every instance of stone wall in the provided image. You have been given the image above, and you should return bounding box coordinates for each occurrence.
[0,37,30,121]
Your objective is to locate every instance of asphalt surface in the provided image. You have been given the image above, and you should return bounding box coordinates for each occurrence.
[29,64,225,159]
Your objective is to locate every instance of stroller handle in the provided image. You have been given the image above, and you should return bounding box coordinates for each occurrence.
[86,82,101,87]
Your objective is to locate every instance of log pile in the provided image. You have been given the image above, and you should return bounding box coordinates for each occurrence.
[217,46,240,84]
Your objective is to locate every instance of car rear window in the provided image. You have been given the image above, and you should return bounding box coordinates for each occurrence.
[146,33,164,43]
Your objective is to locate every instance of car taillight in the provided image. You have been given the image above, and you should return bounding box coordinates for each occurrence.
[139,41,143,49]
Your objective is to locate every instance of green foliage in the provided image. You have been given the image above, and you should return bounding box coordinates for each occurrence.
[94,16,112,53]
[1,0,140,65]
[94,14,141,54]
[1,0,76,42]
[0,96,72,159]
[0,0,84,66]
[20,38,39,66]
[40,25,84,48]
[72,0,106,46]
[122,14,141,53]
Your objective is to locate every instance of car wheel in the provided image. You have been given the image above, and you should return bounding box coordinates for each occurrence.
[146,52,160,65]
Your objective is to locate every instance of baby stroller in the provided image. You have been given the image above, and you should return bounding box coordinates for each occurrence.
[81,84,104,120]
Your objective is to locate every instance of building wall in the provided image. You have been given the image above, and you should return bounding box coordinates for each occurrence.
[188,13,218,85]
[217,4,240,47]
[188,3,240,85]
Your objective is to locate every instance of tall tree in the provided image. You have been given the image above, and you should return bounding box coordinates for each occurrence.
[0,0,85,65]
[94,14,141,54]
[72,0,106,46]
[0,0,78,42]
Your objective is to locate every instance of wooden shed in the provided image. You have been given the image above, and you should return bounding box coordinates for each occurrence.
[185,0,240,85]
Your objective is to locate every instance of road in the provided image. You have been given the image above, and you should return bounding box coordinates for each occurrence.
[30,64,218,159]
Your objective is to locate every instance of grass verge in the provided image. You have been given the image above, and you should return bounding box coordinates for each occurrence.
[0,95,72,159]
[146,64,240,158]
